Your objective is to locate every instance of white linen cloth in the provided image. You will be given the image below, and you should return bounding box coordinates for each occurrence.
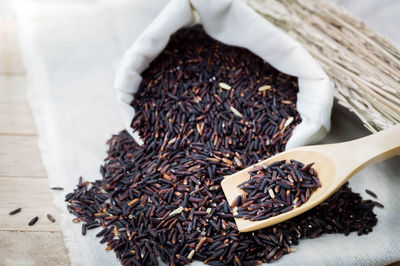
[13,0,400,265]
[113,0,333,149]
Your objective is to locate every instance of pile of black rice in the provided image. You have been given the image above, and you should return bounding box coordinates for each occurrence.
[65,26,379,266]
[233,160,320,221]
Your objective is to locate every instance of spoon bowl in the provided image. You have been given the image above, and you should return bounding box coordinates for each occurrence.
[222,124,400,232]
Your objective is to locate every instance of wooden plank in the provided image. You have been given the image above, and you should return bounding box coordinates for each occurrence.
[0,231,70,265]
[0,76,27,102]
[0,102,36,135]
[0,17,70,265]
[0,177,61,232]
[0,76,37,135]
[0,135,46,177]
[0,19,35,136]
[0,19,25,74]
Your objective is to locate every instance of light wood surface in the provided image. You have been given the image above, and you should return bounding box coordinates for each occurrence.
[0,19,25,74]
[0,231,70,266]
[0,135,47,177]
[0,19,70,266]
[0,76,36,135]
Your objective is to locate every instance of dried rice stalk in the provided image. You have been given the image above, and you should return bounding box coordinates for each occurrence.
[244,0,400,132]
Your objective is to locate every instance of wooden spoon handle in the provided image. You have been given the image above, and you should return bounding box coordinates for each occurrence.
[332,123,400,181]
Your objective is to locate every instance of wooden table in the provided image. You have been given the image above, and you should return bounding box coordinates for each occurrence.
[0,18,70,265]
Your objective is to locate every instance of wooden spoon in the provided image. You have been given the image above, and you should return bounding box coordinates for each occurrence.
[221,124,400,232]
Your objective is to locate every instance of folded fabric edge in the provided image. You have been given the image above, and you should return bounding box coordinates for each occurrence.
[286,117,330,149]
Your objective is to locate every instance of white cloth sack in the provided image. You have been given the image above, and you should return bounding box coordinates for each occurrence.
[13,0,400,265]
[114,0,334,149]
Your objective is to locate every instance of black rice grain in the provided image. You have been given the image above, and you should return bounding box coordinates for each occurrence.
[28,216,39,226]
[82,223,87,236]
[50,187,64,191]
[47,214,56,223]
[9,208,21,215]
[365,189,377,198]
